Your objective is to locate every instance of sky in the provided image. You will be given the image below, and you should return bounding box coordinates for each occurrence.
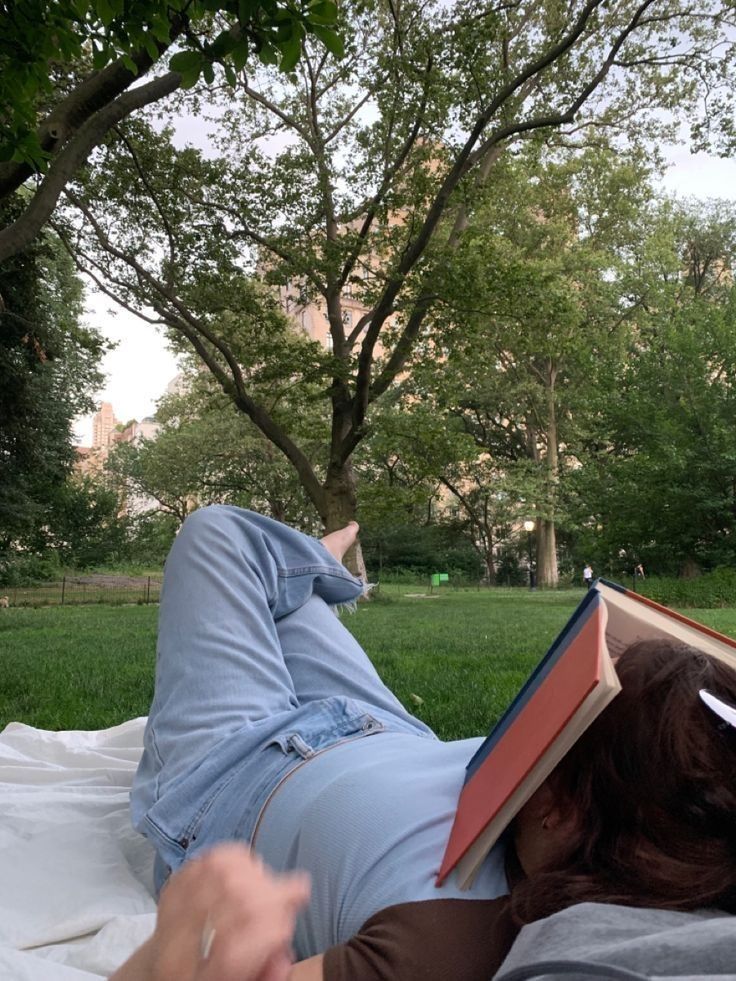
[73,137,736,446]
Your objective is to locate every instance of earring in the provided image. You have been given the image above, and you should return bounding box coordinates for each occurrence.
[541,815,550,830]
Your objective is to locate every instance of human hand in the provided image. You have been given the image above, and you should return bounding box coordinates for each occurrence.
[112,844,309,981]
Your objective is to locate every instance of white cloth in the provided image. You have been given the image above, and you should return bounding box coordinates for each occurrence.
[0,718,156,980]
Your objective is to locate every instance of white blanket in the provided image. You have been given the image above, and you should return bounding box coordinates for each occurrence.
[0,718,156,980]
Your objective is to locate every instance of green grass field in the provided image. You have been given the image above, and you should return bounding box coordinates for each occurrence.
[4,589,736,738]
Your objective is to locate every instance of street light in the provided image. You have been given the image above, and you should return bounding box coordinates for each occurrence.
[523,519,535,590]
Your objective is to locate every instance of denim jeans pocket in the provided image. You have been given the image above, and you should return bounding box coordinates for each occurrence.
[267,705,385,760]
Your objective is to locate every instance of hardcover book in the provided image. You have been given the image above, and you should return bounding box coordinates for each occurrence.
[437,579,736,889]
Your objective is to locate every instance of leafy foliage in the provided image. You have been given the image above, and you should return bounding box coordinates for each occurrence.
[571,200,736,576]
[0,195,107,550]
[0,0,341,168]
[636,568,736,608]
[37,475,129,567]
[56,0,736,569]
[408,147,654,584]
[359,518,484,582]
[105,370,325,528]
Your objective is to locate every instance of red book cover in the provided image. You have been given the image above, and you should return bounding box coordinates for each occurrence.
[437,603,605,885]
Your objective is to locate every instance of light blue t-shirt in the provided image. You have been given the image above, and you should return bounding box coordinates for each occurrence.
[252,732,509,959]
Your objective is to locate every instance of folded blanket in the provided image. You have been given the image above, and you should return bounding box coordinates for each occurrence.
[0,718,156,979]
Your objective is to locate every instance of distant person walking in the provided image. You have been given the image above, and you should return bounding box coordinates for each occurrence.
[583,563,594,589]
[634,563,645,580]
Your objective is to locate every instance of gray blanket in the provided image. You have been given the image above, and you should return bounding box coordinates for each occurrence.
[494,902,736,981]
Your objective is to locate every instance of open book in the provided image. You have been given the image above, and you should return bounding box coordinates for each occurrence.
[436,579,736,889]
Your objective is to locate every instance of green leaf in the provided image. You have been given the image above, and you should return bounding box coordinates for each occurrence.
[307,0,338,26]
[238,0,260,21]
[169,50,204,74]
[210,29,237,59]
[143,34,159,61]
[231,39,250,71]
[92,43,108,70]
[121,53,139,75]
[95,0,114,26]
[278,32,302,73]
[150,14,173,41]
[310,24,344,58]
[258,41,279,66]
[223,63,237,86]
[180,69,201,89]
[169,49,204,88]
[202,61,215,84]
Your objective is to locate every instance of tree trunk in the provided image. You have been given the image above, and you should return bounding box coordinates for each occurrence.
[479,504,496,584]
[478,525,495,584]
[321,461,368,582]
[537,366,560,587]
[680,558,699,579]
[536,518,558,587]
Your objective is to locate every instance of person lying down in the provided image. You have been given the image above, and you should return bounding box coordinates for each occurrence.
[110,506,736,981]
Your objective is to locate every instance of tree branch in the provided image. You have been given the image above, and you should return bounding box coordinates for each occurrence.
[0,18,185,202]
[347,0,665,445]
[0,71,182,264]
[67,191,326,511]
[240,82,312,142]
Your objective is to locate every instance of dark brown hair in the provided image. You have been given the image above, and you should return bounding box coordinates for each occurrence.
[511,639,736,923]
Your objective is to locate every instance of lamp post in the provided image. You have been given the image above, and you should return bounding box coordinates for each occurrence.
[523,520,535,590]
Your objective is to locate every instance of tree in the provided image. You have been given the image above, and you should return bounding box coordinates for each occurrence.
[351,398,514,582]
[413,146,651,585]
[106,372,323,527]
[38,475,130,567]
[0,0,342,264]
[571,200,736,576]
[59,0,736,574]
[0,195,107,550]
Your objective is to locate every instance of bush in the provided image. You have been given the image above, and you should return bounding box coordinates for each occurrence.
[0,551,62,587]
[127,512,178,564]
[360,521,483,581]
[637,566,736,608]
[375,566,477,586]
[494,548,527,587]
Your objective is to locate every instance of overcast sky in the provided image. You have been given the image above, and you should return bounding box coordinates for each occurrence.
[73,139,736,445]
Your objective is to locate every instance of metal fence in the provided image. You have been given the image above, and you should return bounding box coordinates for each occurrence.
[1,576,162,608]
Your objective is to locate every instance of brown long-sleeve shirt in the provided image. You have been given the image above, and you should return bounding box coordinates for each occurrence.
[323,896,519,980]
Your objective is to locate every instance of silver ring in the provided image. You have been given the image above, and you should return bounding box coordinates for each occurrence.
[200,918,216,960]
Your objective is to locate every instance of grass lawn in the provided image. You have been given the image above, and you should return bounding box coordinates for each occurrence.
[3,589,736,738]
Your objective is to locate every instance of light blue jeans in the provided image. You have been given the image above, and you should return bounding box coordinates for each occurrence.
[130,506,435,889]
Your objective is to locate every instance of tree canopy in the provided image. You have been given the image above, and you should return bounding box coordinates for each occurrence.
[572,200,736,577]
[0,0,341,262]
[0,195,107,551]
[55,0,736,578]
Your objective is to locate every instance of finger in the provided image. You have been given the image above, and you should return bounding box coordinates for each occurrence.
[193,891,302,974]
[194,922,295,981]
[257,949,294,981]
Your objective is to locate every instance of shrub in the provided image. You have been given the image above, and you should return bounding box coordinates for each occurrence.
[0,551,62,587]
[637,566,736,608]
[360,521,483,581]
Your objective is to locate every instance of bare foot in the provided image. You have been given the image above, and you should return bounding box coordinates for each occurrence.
[320,522,359,564]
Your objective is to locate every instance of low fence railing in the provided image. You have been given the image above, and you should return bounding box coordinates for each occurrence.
[1,577,162,608]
